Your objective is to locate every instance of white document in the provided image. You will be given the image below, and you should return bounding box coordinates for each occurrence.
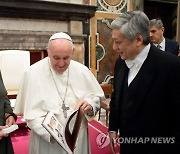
[1,125,19,133]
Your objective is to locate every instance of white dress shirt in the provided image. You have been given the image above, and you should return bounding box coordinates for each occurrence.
[125,44,150,86]
[154,37,165,51]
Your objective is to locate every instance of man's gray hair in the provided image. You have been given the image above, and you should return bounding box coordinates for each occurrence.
[149,19,164,29]
[111,11,150,45]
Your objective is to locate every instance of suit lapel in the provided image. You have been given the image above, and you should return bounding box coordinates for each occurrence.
[115,61,128,110]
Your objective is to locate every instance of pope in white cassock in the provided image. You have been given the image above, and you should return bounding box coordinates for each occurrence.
[14,32,105,154]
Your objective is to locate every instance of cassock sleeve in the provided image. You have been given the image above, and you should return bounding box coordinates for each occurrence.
[84,96,100,120]
[26,117,51,143]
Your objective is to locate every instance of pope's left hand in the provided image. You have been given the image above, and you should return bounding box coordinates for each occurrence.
[75,100,93,113]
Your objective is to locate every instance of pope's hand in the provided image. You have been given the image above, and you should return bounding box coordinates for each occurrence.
[75,100,93,114]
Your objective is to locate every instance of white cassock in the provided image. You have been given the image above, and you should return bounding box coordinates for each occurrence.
[14,57,105,154]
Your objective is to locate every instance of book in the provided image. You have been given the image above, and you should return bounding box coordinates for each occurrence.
[42,107,84,154]
[1,124,18,133]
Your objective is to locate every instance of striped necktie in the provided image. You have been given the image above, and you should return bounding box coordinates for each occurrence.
[157,44,161,49]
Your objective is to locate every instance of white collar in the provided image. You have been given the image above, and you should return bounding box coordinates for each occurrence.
[154,37,165,51]
[125,43,150,69]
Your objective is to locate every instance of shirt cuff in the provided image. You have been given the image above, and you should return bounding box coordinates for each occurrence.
[109,131,117,134]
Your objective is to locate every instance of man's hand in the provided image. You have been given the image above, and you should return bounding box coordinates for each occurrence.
[109,131,117,154]
[0,126,8,140]
[5,115,16,126]
[50,136,56,144]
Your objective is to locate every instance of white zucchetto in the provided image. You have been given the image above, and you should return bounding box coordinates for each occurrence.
[49,32,72,42]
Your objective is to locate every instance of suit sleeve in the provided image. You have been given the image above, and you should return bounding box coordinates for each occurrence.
[0,72,13,114]
[173,43,179,56]
[168,58,180,152]
[166,39,179,56]
[4,96,13,114]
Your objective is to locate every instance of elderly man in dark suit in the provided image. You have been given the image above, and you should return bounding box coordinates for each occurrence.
[108,11,180,154]
[149,18,179,56]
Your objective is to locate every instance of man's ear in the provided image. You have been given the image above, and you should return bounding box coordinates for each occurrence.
[136,35,143,46]
[72,45,75,54]
[161,27,165,33]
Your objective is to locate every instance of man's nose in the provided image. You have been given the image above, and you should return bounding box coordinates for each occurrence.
[149,32,153,37]
[58,60,65,66]
[113,43,118,51]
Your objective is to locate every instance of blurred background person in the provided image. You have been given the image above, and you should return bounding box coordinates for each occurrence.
[150,18,179,56]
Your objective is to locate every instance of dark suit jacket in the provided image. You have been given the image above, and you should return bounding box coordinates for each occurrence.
[165,38,179,56]
[109,45,180,154]
[0,72,15,154]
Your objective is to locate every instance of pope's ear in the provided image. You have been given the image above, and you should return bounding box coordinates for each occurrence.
[72,45,75,54]
[46,47,49,54]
